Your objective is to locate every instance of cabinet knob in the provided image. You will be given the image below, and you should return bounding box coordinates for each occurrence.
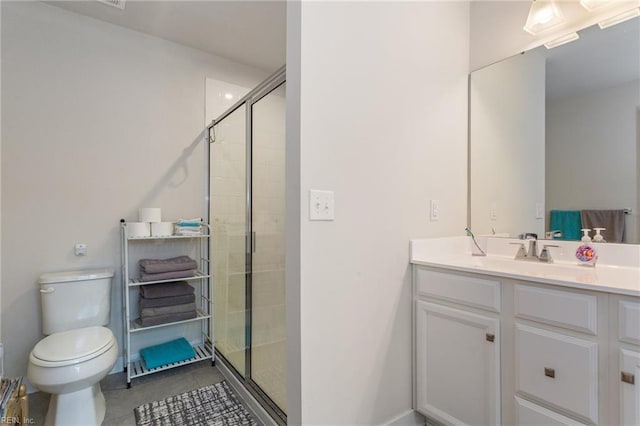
[485,333,495,342]
[544,367,555,378]
[621,371,635,385]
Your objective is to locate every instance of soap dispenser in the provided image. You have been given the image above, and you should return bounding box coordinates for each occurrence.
[593,228,606,242]
[576,229,597,266]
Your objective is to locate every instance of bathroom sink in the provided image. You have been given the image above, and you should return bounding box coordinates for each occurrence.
[410,236,640,296]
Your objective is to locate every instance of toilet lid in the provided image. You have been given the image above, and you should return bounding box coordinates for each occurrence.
[32,326,114,365]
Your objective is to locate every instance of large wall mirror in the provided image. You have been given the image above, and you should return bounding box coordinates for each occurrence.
[469,17,639,243]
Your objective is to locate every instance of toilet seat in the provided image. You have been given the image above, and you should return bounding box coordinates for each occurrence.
[30,326,115,368]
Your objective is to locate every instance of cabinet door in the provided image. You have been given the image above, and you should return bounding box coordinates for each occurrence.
[515,324,598,423]
[620,348,640,426]
[415,300,500,425]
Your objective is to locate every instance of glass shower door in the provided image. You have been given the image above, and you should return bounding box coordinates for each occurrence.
[250,83,287,412]
[209,69,286,423]
[210,104,247,376]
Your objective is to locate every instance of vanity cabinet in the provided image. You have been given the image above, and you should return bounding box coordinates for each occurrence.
[413,265,640,426]
[413,269,501,425]
[611,297,640,426]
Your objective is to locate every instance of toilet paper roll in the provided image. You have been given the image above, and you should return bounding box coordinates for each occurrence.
[139,208,162,223]
[126,222,151,238]
[151,222,174,237]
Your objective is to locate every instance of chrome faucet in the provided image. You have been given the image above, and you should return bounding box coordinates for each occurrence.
[545,230,563,240]
[511,233,559,263]
[519,233,539,259]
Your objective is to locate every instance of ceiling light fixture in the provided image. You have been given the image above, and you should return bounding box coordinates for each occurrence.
[524,0,565,35]
[96,0,126,10]
[579,0,613,12]
[544,32,580,49]
[597,7,640,28]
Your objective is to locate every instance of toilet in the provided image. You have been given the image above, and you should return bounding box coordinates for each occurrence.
[27,269,118,426]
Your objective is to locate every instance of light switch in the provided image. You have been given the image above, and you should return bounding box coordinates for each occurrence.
[309,190,335,221]
[535,202,545,219]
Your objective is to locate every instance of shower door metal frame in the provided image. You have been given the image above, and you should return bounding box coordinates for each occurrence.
[207,66,286,425]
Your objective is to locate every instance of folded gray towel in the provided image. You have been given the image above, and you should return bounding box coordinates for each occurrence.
[139,311,197,327]
[139,256,198,274]
[139,293,195,308]
[141,302,196,318]
[580,209,626,243]
[140,281,195,299]
[139,269,195,282]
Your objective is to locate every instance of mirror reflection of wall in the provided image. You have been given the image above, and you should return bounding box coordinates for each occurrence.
[470,51,546,239]
[470,17,640,243]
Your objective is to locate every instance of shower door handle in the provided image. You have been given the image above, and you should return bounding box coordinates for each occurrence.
[251,231,256,253]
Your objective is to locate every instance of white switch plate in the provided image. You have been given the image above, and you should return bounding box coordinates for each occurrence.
[535,202,545,219]
[430,199,440,221]
[309,190,335,221]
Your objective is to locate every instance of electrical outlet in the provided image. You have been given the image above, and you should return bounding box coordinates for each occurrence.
[430,200,440,221]
[75,243,87,256]
[490,202,498,221]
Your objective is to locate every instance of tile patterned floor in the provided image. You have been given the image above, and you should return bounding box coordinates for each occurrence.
[29,361,230,425]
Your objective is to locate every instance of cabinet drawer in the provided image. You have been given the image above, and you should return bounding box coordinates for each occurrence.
[515,324,598,423]
[514,284,597,335]
[415,268,500,312]
[619,300,640,345]
[515,397,586,425]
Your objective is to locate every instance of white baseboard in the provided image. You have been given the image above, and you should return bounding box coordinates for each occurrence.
[384,409,426,426]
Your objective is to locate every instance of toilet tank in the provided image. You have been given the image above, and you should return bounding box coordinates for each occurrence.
[39,268,114,335]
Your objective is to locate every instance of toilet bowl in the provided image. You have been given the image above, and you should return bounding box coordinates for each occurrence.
[28,326,118,426]
[28,268,116,425]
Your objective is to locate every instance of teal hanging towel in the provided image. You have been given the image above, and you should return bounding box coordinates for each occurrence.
[140,337,196,369]
[549,210,582,241]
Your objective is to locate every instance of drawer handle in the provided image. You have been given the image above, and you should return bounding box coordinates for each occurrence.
[485,333,495,342]
[544,367,555,378]
[621,371,635,385]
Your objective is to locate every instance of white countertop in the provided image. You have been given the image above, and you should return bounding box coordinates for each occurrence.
[410,236,640,297]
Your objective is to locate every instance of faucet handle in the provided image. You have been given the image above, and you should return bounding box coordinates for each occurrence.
[545,230,563,239]
[519,232,538,240]
[510,242,527,259]
[540,244,559,263]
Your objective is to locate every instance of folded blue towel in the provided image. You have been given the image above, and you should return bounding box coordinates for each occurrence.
[549,210,582,241]
[140,338,196,369]
[176,219,201,227]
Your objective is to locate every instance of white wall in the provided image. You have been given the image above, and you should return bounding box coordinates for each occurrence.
[290,2,470,424]
[0,1,266,380]
[546,80,639,242]
[470,51,546,238]
[469,0,640,71]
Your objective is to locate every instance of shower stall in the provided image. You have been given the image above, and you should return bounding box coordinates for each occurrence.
[208,68,286,423]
